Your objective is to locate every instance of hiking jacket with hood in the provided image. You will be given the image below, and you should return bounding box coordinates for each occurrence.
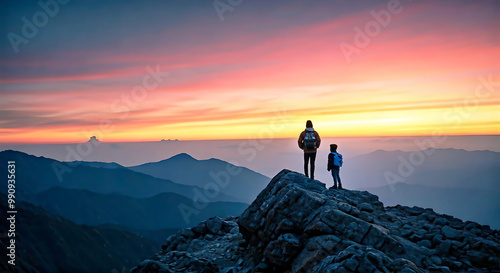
[298,128,321,153]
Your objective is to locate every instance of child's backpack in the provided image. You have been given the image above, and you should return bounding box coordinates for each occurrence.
[333,152,343,167]
[303,131,316,150]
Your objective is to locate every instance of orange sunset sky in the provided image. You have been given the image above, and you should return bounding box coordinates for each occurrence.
[1,0,499,143]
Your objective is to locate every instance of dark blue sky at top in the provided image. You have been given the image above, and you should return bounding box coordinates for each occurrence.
[0,0,377,59]
[2,0,498,81]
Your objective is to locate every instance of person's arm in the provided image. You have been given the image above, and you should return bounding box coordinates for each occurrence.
[327,153,332,171]
[315,131,321,148]
[298,131,305,149]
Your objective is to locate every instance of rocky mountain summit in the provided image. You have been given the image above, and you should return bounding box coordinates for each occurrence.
[132,170,500,273]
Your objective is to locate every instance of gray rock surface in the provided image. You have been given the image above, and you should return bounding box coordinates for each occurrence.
[132,169,500,273]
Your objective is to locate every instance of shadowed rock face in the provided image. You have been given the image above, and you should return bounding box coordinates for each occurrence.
[132,170,500,273]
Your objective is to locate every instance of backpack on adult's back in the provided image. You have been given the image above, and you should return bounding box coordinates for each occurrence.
[333,152,343,167]
[303,131,316,150]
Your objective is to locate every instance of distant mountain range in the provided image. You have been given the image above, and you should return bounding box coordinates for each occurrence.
[0,150,250,228]
[129,153,271,203]
[343,148,500,191]
[0,194,158,273]
[33,187,248,229]
[364,182,500,229]
[68,160,125,169]
[346,148,500,229]
[0,150,238,202]
[0,150,255,272]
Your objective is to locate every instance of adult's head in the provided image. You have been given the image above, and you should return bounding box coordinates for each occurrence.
[306,120,313,128]
[330,144,338,152]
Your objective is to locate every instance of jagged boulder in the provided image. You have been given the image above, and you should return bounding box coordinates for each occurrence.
[132,169,500,273]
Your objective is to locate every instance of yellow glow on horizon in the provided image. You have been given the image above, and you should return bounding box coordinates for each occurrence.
[2,101,498,144]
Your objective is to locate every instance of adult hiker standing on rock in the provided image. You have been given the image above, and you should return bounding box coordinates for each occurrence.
[298,120,321,179]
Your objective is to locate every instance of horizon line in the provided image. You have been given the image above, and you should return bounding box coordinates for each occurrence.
[1,134,499,145]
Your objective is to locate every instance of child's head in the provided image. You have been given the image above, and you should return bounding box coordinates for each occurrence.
[330,144,338,152]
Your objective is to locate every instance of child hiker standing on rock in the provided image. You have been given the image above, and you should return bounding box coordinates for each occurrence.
[327,144,343,189]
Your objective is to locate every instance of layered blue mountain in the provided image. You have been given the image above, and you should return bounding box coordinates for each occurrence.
[67,160,125,169]
[364,182,500,229]
[0,150,251,244]
[33,187,248,229]
[129,153,270,203]
[0,194,158,273]
[343,148,500,190]
[0,150,238,202]
[344,148,500,229]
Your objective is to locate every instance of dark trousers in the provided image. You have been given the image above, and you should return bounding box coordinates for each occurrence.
[331,168,341,188]
[304,152,316,179]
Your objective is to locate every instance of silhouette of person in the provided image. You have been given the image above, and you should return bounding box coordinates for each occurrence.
[327,144,343,189]
[298,120,321,179]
